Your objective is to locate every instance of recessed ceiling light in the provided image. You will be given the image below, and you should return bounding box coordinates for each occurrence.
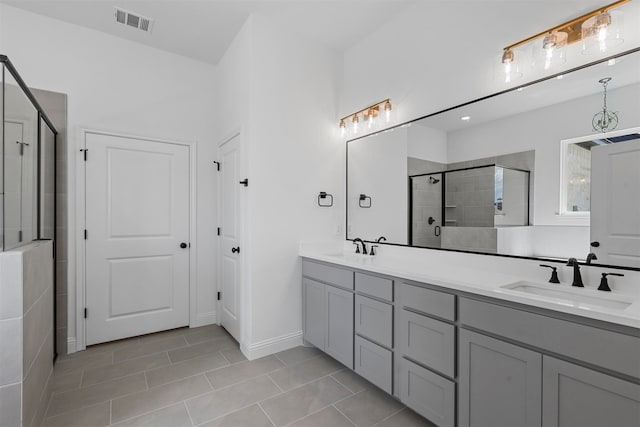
[460,116,471,121]
[556,75,564,80]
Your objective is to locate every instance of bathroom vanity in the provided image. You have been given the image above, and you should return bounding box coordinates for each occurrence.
[300,252,640,427]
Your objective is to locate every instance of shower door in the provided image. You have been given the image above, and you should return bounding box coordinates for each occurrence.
[410,173,442,247]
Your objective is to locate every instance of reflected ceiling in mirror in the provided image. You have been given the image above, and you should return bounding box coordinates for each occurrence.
[346,48,640,269]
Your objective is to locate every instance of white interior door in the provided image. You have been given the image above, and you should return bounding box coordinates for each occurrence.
[591,139,640,267]
[85,133,190,345]
[219,135,242,342]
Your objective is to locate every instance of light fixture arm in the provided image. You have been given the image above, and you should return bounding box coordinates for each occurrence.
[340,99,390,124]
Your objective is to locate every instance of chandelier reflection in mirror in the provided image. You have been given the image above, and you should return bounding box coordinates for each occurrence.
[498,0,628,84]
[593,77,618,132]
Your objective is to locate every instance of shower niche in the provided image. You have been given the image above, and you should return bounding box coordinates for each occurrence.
[410,165,530,253]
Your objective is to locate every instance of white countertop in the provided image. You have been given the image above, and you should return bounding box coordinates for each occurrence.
[299,241,640,329]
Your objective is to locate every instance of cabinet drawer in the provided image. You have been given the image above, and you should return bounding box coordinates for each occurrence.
[400,357,455,427]
[355,295,393,348]
[355,272,393,301]
[302,260,353,290]
[398,283,455,321]
[399,309,455,377]
[355,336,392,394]
[459,297,640,379]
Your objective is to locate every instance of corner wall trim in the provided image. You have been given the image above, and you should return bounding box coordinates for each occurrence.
[241,330,303,360]
[67,337,77,354]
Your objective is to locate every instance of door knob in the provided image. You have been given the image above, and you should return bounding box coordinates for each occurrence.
[180,242,188,249]
[231,247,240,254]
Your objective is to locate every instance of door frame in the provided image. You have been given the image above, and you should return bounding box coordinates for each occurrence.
[216,129,248,349]
[73,128,197,352]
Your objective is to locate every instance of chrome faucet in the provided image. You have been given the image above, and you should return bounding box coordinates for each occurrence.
[352,238,368,255]
[566,258,584,287]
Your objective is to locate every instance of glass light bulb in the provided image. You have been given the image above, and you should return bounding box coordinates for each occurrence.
[504,62,512,82]
[368,113,374,129]
[352,117,359,134]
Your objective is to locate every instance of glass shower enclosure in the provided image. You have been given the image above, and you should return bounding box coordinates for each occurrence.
[410,164,530,249]
[1,55,57,252]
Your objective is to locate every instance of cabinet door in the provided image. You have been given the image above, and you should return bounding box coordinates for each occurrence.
[459,328,542,427]
[303,279,326,350]
[325,285,354,368]
[543,356,640,427]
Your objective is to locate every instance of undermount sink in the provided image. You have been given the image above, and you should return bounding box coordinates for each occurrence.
[499,281,634,311]
[325,252,373,264]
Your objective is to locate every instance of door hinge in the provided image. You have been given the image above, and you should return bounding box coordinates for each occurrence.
[84,308,88,318]
[84,229,88,240]
[239,179,248,187]
[217,292,221,301]
[80,149,88,161]
[213,161,220,171]
[18,230,22,242]
[217,227,221,236]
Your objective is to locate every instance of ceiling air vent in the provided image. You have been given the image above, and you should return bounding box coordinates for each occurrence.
[114,8,153,33]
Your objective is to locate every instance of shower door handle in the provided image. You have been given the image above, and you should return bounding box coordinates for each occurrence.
[434,226,441,237]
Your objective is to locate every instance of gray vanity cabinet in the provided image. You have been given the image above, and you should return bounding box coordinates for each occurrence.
[353,272,394,393]
[302,261,354,369]
[458,328,542,427]
[397,283,457,427]
[325,285,354,368]
[542,356,640,427]
[302,278,326,350]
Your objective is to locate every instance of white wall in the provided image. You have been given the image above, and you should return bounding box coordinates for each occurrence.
[407,124,447,164]
[0,5,219,349]
[216,15,343,356]
[348,128,408,244]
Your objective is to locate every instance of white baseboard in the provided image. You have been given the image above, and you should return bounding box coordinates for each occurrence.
[241,330,303,360]
[67,337,77,354]
[190,311,217,328]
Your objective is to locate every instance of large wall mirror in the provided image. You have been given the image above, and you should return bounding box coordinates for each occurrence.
[347,48,640,270]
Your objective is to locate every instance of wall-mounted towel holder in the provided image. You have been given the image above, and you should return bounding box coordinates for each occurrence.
[359,194,372,208]
[318,192,334,207]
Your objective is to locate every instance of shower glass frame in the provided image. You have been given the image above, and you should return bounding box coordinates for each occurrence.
[1,55,58,252]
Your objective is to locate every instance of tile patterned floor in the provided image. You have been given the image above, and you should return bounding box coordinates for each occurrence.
[43,325,434,427]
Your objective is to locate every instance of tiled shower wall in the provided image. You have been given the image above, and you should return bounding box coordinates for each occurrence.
[0,241,55,427]
[32,88,67,356]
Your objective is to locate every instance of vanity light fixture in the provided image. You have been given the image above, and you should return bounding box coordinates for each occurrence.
[339,99,392,136]
[499,0,628,82]
[592,77,618,132]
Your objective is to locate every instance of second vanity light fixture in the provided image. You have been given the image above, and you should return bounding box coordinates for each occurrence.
[339,99,392,137]
[500,0,627,83]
